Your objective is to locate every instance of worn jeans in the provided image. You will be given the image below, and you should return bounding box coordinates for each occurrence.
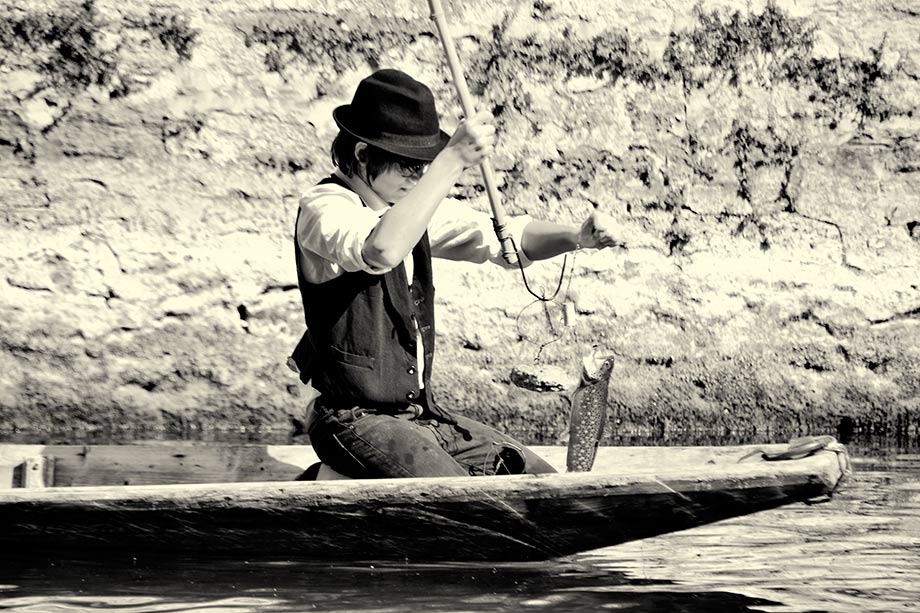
[307,399,557,478]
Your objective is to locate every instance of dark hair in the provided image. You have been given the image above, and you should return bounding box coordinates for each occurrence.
[331,131,428,182]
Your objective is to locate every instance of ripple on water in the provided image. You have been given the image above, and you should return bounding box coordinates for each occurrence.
[579,461,920,613]
[0,596,283,613]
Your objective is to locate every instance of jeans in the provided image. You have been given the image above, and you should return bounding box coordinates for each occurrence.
[307,399,557,478]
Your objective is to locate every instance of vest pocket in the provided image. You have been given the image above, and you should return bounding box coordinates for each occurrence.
[330,345,376,370]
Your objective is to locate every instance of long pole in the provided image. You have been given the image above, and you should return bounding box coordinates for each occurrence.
[428,0,518,265]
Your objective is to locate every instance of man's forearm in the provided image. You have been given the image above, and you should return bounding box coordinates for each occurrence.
[519,220,581,261]
[363,153,465,269]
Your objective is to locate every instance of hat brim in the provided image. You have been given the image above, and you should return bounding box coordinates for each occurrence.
[333,105,450,162]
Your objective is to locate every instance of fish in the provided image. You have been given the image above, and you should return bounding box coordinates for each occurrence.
[737,435,839,463]
[565,350,616,472]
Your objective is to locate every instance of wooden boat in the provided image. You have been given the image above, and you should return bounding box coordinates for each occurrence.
[0,439,849,562]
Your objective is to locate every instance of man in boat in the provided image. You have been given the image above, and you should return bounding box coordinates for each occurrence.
[291,69,617,478]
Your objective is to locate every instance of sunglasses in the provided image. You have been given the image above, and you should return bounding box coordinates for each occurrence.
[395,161,429,179]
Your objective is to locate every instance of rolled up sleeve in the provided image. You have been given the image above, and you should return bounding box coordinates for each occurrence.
[428,199,533,268]
[297,188,391,276]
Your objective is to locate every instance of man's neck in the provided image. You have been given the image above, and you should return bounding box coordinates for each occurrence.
[334,169,389,212]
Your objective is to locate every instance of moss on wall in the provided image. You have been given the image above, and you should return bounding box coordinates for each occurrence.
[0,0,197,93]
[144,11,197,62]
[663,3,816,91]
[0,0,115,92]
[243,12,425,81]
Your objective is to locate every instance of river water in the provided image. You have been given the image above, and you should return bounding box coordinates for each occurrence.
[0,438,917,613]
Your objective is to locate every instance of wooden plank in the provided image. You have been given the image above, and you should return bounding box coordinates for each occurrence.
[534,444,782,473]
[0,442,806,487]
[45,444,314,486]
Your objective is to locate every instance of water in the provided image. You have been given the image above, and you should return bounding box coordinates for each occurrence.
[1,442,917,613]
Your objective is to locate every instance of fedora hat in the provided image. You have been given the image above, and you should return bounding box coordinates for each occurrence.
[333,69,450,161]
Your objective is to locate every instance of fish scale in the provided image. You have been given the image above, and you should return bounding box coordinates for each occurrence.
[565,354,616,472]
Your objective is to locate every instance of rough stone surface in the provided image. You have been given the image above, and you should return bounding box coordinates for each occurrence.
[1,0,918,443]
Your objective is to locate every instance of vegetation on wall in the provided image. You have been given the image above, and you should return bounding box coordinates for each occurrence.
[797,44,895,126]
[0,1,198,93]
[663,2,894,125]
[0,0,116,93]
[466,26,657,127]
[243,13,423,82]
[663,3,816,91]
[128,10,199,63]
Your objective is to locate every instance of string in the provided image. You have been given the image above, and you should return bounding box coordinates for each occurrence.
[509,235,567,302]
[514,249,578,364]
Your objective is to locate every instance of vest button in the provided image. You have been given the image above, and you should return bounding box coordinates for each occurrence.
[406,391,417,400]
[407,366,417,375]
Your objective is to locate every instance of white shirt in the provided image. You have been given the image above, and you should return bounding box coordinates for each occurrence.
[296,173,532,388]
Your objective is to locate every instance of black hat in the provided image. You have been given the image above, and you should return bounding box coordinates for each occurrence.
[333,69,450,161]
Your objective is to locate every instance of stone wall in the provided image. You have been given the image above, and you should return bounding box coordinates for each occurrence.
[1,0,918,442]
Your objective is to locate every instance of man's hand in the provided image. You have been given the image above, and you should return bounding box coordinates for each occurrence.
[442,111,496,169]
[578,210,620,250]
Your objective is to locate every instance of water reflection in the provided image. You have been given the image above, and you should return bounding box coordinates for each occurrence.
[0,555,782,613]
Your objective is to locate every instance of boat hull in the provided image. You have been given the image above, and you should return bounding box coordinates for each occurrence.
[0,443,849,561]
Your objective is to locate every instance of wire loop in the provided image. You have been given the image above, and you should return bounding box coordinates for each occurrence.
[513,247,577,363]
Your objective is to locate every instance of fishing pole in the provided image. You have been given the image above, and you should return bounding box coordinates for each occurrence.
[427,0,572,301]
[428,0,577,377]
[427,0,518,266]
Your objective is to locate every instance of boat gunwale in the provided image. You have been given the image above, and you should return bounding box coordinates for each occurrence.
[0,449,848,507]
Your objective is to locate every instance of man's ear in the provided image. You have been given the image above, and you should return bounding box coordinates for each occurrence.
[353,142,368,163]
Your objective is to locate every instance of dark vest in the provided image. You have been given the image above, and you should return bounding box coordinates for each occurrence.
[293,175,437,409]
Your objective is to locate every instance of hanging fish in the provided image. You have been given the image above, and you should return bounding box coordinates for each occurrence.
[566,350,616,472]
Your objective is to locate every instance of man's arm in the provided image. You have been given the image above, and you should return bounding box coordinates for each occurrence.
[362,112,495,270]
[520,211,619,261]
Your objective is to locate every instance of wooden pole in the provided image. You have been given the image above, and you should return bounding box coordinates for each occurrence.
[428,0,518,265]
